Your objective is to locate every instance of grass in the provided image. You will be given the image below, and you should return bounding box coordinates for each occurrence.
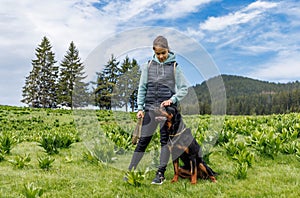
[0,106,300,197]
[1,141,299,197]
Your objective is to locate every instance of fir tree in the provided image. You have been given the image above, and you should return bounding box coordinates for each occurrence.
[58,41,89,108]
[93,72,110,109]
[21,36,58,108]
[94,54,120,110]
[128,59,140,112]
[115,57,140,112]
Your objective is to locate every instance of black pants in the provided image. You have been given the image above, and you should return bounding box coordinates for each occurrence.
[128,110,170,174]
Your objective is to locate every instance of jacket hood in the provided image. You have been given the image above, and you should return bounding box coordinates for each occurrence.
[152,51,176,64]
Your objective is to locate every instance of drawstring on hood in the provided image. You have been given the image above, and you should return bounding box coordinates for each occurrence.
[156,63,165,76]
[153,52,176,76]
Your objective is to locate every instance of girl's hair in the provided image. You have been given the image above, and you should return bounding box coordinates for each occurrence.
[153,36,169,50]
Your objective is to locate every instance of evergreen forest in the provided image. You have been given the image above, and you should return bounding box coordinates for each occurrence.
[21,37,300,115]
[187,75,300,115]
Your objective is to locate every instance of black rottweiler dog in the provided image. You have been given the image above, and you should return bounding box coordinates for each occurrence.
[155,105,217,184]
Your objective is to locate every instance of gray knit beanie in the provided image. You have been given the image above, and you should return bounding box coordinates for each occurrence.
[153,36,169,49]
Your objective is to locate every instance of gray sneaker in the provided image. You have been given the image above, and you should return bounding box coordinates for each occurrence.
[151,172,165,185]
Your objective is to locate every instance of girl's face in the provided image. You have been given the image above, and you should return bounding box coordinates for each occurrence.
[153,46,168,63]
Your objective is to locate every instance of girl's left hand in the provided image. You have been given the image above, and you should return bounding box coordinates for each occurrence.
[161,99,172,107]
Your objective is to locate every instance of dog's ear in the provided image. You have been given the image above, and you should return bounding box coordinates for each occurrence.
[166,108,175,116]
[165,105,177,116]
[165,105,181,123]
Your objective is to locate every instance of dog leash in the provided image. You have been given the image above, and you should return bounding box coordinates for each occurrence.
[132,117,143,145]
[169,127,187,137]
[168,127,187,148]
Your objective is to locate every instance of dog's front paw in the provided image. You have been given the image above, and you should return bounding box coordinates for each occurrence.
[171,175,179,183]
[209,176,217,183]
[191,175,197,184]
[191,179,197,184]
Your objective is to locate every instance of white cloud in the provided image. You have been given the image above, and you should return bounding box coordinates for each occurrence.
[275,1,300,26]
[100,0,216,23]
[0,0,117,59]
[0,0,117,106]
[199,1,278,31]
[161,0,215,19]
[247,51,300,82]
[101,0,160,22]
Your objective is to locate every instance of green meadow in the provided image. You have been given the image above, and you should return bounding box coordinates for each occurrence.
[0,105,299,197]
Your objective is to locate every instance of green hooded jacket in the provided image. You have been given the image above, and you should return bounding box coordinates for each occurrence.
[137,52,189,111]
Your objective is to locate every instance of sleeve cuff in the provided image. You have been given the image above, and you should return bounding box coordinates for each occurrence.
[138,105,144,111]
[170,97,177,104]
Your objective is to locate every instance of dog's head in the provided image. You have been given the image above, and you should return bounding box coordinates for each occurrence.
[154,105,181,134]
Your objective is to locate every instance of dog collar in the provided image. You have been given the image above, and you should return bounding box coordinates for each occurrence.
[169,127,187,137]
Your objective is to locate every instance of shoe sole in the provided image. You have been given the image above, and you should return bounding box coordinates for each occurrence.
[151,181,164,185]
[151,179,165,185]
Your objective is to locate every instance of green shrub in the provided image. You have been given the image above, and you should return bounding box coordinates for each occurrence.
[235,162,248,179]
[248,130,282,159]
[102,124,133,152]
[281,141,299,154]
[232,149,255,167]
[224,139,240,156]
[37,131,77,154]
[82,150,99,165]
[38,155,55,170]
[22,182,44,198]
[38,134,60,155]
[125,169,148,187]
[0,134,17,154]
[8,154,31,169]
[91,144,116,163]
[58,133,75,149]
[217,129,237,145]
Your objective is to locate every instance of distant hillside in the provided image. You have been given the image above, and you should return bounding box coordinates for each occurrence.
[182,74,300,115]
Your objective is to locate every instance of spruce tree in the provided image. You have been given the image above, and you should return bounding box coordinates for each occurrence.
[21,36,58,108]
[115,57,140,112]
[93,72,111,109]
[128,58,140,112]
[94,54,120,110]
[58,41,89,108]
[114,56,131,111]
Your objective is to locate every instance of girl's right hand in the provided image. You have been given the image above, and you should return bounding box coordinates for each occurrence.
[137,110,144,119]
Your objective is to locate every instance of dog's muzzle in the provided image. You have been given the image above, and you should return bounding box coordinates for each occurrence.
[155,116,167,122]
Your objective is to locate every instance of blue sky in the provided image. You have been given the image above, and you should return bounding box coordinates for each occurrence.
[0,0,300,106]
